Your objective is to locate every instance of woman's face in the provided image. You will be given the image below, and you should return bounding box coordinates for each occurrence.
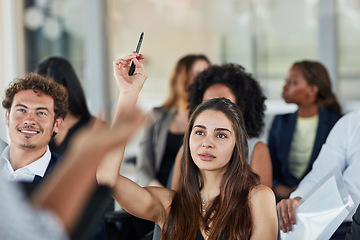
[191,59,210,78]
[282,65,315,105]
[190,109,235,173]
[202,83,237,104]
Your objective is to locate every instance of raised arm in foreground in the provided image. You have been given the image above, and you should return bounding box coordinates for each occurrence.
[96,52,147,187]
[31,108,145,233]
[97,52,173,227]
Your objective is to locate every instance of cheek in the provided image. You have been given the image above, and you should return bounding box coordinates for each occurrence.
[285,87,301,97]
[189,137,196,158]
[224,143,235,159]
[293,88,307,97]
[39,119,54,131]
[8,114,22,126]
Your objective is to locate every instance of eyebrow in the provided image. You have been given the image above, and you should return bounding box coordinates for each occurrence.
[193,125,232,133]
[15,104,51,113]
[215,127,232,133]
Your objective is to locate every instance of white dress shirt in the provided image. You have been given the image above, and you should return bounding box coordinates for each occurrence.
[290,110,360,221]
[0,145,52,182]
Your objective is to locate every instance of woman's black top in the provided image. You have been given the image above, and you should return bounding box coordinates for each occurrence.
[156,131,184,186]
[49,115,91,156]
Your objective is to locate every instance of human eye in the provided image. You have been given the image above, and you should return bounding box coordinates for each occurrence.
[16,108,25,113]
[37,111,46,116]
[217,133,227,139]
[288,79,296,85]
[195,130,205,136]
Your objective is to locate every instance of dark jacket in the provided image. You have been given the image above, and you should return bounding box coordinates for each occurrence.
[345,204,360,240]
[22,152,60,196]
[268,107,341,188]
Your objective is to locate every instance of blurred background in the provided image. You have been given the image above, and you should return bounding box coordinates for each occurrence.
[1,0,360,155]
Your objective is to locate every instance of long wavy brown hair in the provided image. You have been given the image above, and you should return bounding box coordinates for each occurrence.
[161,98,260,240]
[293,60,341,115]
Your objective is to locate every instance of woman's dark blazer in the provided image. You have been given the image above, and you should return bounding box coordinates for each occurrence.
[268,107,341,188]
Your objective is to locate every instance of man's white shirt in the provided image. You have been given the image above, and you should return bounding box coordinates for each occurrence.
[0,145,52,182]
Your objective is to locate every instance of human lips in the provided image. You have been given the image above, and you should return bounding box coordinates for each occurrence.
[18,127,42,136]
[282,91,288,100]
[198,152,216,161]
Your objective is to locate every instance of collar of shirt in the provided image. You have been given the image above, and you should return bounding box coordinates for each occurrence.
[0,145,52,182]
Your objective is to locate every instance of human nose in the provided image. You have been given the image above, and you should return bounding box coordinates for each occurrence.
[23,112,36,126]
[283,83,288,92]
[202,136,214,149]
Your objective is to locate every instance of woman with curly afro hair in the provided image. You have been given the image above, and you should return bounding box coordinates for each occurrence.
[171,63,272,189]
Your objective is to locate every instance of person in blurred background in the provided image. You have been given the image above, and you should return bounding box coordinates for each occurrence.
[136,54,210,188]
[34,57,107,156]
[268,60,342,200]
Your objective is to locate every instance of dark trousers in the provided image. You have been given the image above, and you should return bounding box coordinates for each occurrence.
[330,222,352,240]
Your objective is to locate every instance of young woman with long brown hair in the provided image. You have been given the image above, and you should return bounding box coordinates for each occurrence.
[97,53,278,240]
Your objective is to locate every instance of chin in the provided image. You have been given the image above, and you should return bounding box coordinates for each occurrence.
[20,143,37,149]
[283,98,291,103]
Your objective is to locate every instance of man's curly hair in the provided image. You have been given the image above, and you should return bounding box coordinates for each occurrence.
[187,63,266,138]
[2,73,68,120]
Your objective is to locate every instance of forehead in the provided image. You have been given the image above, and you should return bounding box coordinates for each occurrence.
[191,59,209,76]
[288,65,305,78]
[194,110,233,130]
[12,89,54,111]
[203,83,237,104]
[192,59,209,69]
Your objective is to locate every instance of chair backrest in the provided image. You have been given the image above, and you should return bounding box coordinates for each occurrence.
[152,223,161,240]
[71,185,113,240]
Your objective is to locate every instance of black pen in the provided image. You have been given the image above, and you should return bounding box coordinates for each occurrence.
[129,32,144,76]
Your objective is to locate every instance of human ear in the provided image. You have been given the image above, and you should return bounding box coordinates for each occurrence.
[306,85,318,100]
[310,85,319,95]
[5,110,9,126]
[52,117,63,134]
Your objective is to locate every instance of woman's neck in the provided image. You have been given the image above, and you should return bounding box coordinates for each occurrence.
[169,107,189,134]
[53,113,81,145]
[297,104,318,118]
[200,171,222,200]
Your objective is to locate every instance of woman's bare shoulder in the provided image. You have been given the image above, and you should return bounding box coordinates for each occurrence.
[249,185,278,239]
[249,185,275,204]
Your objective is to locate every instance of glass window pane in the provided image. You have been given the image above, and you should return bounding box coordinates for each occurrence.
[338,0,360,102]
[24,0,85,81]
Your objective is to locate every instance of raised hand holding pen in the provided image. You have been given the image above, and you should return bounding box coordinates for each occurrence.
[129,32,144,76]
[112,52,147,126]
[113,52,147,96]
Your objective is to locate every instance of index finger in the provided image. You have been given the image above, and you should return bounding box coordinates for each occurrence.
[113,52,140,66]
[288,198,300,225]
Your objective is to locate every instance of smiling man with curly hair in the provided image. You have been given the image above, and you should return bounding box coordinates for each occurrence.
[0,73,68,191]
